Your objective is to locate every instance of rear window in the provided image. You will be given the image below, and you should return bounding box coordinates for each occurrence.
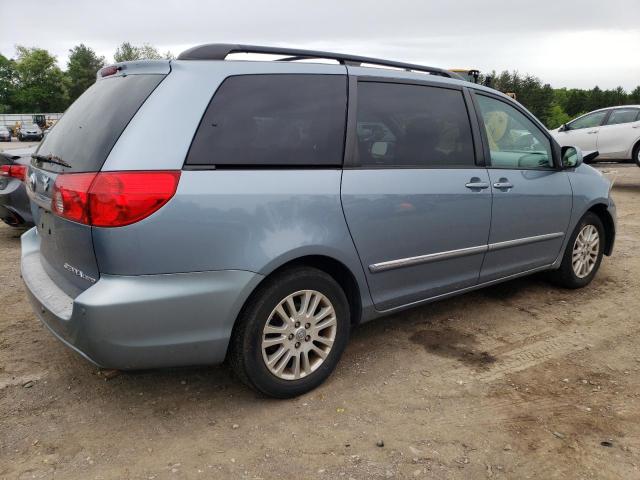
[36,74,165,172]
[186,74,347,167]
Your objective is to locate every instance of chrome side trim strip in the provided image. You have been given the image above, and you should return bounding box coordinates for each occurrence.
[487,232,564,251]
[368,232,564,273]
[369,245,487,273]
[376,263,554,313]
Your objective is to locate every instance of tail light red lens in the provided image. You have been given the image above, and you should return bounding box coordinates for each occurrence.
[51,171,180,227]
[52,173,95,224]
[0,164,27,181]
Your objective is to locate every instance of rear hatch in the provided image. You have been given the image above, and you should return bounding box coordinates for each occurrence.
[27,66,168,297]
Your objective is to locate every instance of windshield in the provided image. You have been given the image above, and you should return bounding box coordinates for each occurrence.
[35,74,166,172]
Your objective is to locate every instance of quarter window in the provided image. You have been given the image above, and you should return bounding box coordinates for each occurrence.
[186,74,347,166]
[605,109,640,126]
[476,94,553,169]
[355,82,475,168]
[568,111,607,130]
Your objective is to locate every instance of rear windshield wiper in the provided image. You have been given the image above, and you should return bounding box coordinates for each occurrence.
[31,154,72,169]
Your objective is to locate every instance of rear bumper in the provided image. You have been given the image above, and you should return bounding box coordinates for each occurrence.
[21,227,263,369]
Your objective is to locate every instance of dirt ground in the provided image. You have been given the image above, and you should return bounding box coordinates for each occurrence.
[1,163,639,480]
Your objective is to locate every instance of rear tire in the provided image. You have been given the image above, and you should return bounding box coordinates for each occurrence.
[229,266,350,398]
[633,142,640,168]
[548,212,605,289]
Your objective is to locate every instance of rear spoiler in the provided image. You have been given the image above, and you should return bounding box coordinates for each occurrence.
[97,60,171,80]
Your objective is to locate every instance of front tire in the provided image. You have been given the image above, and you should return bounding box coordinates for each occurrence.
[229,266,350,398]
[549,212,605,289]
[633,142,640,168]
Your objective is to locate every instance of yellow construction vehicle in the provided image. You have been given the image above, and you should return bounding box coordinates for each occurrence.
[449,69,481,84]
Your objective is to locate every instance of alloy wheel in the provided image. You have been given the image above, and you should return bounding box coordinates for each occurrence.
[261,290,337,380]
[572,224,600,278]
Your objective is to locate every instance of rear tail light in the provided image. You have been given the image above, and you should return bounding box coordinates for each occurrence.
[51,171,180,227]
[0,164,27,181]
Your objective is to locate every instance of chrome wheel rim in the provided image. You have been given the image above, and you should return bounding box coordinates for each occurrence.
[572,224,600,278]
[261,290,337,380]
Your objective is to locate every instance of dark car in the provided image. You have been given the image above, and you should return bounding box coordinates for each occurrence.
[0,126,11,142]
[0,147,35,227]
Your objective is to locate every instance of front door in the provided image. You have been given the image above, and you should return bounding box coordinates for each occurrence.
[473,93,573,282]
[555,110,608,152]
[341,80,491,310]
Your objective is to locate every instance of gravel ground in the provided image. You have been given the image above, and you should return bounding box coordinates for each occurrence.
[0,163,639,479]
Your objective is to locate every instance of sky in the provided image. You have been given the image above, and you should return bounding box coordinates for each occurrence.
[2,0,639,90]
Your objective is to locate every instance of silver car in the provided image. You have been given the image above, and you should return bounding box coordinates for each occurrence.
[0,125,11,142]
[21,45,616,398]
[550,106,640,165]
[18,124,43,141]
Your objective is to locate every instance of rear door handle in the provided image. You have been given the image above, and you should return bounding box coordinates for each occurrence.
[493,181,513,190]
[587,130,598,134]
[465,181,489,190]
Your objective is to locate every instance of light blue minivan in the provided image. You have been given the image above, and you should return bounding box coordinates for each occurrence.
[21,45,615,397]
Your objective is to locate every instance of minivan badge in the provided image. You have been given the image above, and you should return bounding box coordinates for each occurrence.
[63,263,97,283]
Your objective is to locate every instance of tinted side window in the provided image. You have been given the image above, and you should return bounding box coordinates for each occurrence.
[606,109,640,125]
[355,82,475,167]
[476,94,553,169]
[568,111,607,130]
[186,75,347,166]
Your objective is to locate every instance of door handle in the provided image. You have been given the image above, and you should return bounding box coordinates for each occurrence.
[633,125,640,129]
[587,130,598,134]
[465,181,489,190]
[493,181,513,190]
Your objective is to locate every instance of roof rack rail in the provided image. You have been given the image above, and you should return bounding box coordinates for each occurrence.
[177,44,454,78]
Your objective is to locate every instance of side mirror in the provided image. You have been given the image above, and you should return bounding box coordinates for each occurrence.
[562,146,598,168]
[558,123,568,132]
[561,146,583,168]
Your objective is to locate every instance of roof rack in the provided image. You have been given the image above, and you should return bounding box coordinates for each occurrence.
[177,44,454,78]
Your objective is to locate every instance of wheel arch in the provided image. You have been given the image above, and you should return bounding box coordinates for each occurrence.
[632,138,640,165]
[236,253,365,334]
[587,203,615,256]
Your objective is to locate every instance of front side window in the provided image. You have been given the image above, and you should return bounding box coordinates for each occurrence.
[355,82,475,168]
[186,74,347,166]
[476,94,553,169]
[568,111,607,130]
[605,109,640,126]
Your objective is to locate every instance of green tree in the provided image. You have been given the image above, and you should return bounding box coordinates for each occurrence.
[0,54,17,113]
[113,42,139,62]
[630,86,640,104]
[113,42,166,62]
[546,104,571,129]
[138,44,163,60]
[565,89,588,117]
[66,44,105,102]
[13,46,68,112]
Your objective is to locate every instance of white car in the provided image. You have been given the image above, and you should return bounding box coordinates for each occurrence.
[550,106,640,164]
